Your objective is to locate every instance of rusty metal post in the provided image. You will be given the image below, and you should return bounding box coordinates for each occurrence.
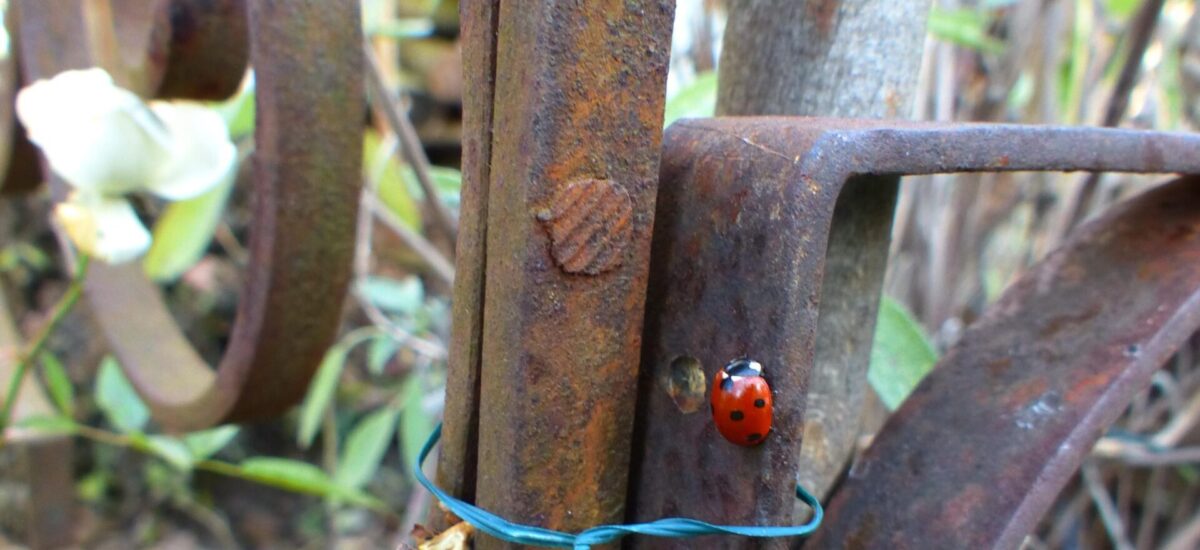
[440,2,675,546]
[434,0,498,524]
[11,0,362,430]
[627,117,1200,548]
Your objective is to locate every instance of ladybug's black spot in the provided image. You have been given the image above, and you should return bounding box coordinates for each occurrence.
[730,410,744,421]
[754,398,766,408]
[747,433,763,442]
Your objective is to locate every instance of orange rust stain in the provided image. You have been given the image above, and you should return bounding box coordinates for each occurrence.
[999,377,1049,410]
[937,484,987,531]
[1064,369,1118,404]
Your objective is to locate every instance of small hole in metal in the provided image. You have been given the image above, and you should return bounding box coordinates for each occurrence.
[666,355,706,414]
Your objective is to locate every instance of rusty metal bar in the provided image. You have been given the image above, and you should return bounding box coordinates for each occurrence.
[628,117,1200,548]
[12,0,362,430]
[811,174,1200,549]
[434,0,498,528]
[469,1,675,546]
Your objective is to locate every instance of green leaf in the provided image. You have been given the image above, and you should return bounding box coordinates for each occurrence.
[239,457,338,495]
[366,131,422,229]
[366,337,398,376]
[357,276,424,315]
[184,425,240,460]
[927,7,1005,54]
[76,471,109,503]
[238,457,382,508]
[399,164,463,208]
[212,75,255,140]
[143,172,236,282]
[868,297,939,411]
[95,356,149,433]
[1104,0,1138,19]
[398,375,435,475]
[38,352,73,416]
[335,407,399,490]
[296,329,381,448]
[130,433,195,471]
[663,71,717,128]
[297,344,350,448]
[14,414,77,435]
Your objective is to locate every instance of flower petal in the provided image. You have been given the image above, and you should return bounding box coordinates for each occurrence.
[16,68,169,195]
[145,102,236,201]
[54,193,151,264]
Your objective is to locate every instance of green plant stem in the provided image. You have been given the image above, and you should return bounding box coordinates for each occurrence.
[67,423,399,520]
[0,255,90,435]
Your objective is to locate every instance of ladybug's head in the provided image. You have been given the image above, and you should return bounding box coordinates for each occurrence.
[719,358,764,391]
[723,358,763,378]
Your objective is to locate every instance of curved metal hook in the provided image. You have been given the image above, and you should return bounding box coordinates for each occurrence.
[11,0,362,430]
[811,175,1200,548]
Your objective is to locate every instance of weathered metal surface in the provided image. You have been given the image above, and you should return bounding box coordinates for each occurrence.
[107,0,171,95]
[0,6,37,196]
[471,1,674,546]
[811,175,1200,549]
[434,0,498,527]
[10,1,92,84]
[14,1,362,430]
[628,117,1200,548]
[153,0,248,100]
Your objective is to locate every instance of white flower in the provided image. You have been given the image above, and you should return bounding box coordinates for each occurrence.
[15,68,236,263]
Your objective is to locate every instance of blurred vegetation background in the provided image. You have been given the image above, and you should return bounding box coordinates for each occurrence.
[1,0,1199,548]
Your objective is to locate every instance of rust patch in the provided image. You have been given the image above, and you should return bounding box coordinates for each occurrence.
[938,484,987,531]
[985,357,1012,377]
[806,0,840,37]
[1040,302,1102,338]
[536,178,633,275]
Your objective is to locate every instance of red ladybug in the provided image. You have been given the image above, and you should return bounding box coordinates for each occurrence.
[711,358,773,446]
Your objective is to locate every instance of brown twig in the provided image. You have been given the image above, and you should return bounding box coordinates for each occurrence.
[1058,0,1167,237]
[353,188,448,361]
[365,193,455,289]
[363,42,459,246]
[1083,464,1135,550]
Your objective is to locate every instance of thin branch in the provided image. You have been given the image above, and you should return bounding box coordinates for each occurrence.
[0,255,90,434]
[1164,509,1200,550]
[1082,464,1135,550]
[354,189,448,361]
[365,193,456,289]
[363,42,459,245]
[1059,0,1167,235]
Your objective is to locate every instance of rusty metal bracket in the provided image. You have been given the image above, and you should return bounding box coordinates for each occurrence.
[11,0,361,430]
[628,117,1200,548]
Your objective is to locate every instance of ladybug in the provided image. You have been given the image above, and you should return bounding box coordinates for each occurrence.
[711,358,773,446]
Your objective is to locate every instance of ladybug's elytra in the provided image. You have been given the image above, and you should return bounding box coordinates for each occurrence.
[710,358,773,446]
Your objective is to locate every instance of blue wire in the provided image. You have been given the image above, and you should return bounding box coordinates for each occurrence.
[414,424,823,549]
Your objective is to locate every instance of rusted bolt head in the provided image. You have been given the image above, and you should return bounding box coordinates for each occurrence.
[536,178,632,275]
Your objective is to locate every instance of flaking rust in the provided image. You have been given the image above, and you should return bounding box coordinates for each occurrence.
[536,178,633,275]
